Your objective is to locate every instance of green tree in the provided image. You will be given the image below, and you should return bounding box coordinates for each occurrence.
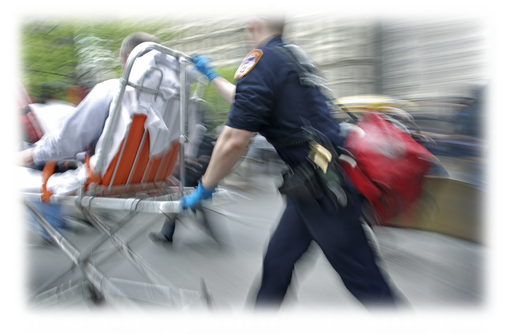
[9,5,182,100]
[20,18,237,130]
[200,66,238,131]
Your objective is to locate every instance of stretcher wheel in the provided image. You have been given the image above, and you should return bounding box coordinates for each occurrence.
[83,282,105,315]
[201,280,242,334]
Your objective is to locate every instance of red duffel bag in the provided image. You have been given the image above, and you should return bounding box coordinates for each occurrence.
[340,110,436,225]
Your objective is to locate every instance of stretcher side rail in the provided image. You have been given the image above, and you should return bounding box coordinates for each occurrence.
[23,187,235,215]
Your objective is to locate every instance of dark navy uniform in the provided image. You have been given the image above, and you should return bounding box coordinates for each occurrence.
[227,36,395,308]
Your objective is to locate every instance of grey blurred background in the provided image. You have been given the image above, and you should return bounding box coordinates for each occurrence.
[19,15,489,144]
[169,16,487,103]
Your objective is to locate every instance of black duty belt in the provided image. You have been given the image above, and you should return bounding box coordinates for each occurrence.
[270,132,309,149]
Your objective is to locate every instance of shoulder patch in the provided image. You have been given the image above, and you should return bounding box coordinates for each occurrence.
[234,49,263,79]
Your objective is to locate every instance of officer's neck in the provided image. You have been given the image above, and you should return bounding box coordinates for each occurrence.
[254,34,280,48]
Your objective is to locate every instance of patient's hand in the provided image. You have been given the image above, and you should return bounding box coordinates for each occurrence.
[17,147,35,166]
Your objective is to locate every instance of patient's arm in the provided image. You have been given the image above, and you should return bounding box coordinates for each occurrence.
[32,79,117,164]
[211,77,236,105]
[17,147,35,166]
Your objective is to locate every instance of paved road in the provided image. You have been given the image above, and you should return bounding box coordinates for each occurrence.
[25,171,485,312]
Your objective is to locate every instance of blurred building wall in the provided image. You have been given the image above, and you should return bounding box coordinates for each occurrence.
[379,19,487,102]
[286,16,377,99]
[162,16,487,102]
[161,19,249,68]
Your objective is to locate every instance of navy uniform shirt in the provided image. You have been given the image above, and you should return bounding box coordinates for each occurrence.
[226,36,344,167]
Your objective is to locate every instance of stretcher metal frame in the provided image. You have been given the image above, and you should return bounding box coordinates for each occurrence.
[23,42,225,310]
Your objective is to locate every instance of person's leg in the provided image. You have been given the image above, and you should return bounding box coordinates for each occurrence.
[255,199,313,308]
[27,200,66,242]
[301,195,396,308]
[155,154,212,243]
[21,138,67,240]
[149,216,176,243]
[161,217,176,241]
[196,207,223,245]
[237,247,321,334]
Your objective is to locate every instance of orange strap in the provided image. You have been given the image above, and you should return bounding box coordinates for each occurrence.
[41,161,55,202]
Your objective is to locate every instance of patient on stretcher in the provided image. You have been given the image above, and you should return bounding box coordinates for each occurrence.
[18,32,203,242]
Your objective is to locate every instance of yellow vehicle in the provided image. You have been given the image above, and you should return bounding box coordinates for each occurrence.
[335,94,417,112]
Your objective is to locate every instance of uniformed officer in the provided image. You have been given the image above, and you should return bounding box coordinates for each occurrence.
[181,16,397,309]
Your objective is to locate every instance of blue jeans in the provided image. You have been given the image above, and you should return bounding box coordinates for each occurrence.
[21,141,67,241]
[27,199,66,241]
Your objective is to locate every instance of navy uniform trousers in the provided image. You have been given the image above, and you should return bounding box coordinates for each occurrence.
[255,192,395,308]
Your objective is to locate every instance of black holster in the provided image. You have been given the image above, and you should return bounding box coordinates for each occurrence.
[278,161,323,202]
[273,119,352,209]
[278,160,351,209]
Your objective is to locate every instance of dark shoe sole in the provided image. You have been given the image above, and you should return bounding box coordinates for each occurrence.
[148,232,173,243]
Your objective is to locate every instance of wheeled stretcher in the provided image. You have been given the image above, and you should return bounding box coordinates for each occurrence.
[22,42,233,309]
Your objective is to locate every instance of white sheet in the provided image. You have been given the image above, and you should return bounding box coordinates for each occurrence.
[17,167,44,193]
[29,100,75,135]
[90,50,195,175]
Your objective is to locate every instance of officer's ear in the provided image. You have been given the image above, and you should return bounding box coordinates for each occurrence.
[247,20,256,34]
[255,19,265,33]
[248,18,263,34]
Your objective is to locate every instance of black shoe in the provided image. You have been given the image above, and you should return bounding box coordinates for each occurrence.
[149,232,173,243]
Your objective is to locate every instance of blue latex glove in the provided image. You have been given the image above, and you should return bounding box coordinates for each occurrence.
[191,54,220,81]
[180,181,216,211]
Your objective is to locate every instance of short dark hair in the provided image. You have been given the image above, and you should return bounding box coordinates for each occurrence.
[261,16,286,34]
[256,5,286,32]
[120,32,161,61]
